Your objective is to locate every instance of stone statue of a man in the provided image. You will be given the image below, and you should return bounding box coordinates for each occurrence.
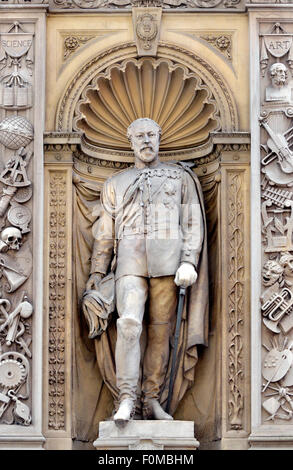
[84,118,208,424]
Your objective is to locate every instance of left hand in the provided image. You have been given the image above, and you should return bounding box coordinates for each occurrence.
[174,263,198,288]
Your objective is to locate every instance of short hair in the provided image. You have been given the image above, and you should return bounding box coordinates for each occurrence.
[127,118,162,142]
[270,62,288,78]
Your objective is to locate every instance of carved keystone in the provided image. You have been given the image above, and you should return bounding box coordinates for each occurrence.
[132,7,162,56]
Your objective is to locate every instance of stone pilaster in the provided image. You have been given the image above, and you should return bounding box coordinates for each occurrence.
[248,4,293,449]
[0,4,47,450]
[217,134,251,449]
[43,134,76,450]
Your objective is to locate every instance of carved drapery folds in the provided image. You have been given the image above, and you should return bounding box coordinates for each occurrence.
[0,22,35,427]
[258,21,293,425]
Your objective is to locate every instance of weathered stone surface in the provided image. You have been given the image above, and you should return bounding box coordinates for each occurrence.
[94,420,199,450]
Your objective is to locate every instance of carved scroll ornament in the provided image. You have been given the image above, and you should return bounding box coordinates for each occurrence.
[50,0,243,9]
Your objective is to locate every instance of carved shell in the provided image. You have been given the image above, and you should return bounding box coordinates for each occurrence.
[74,58,220,151]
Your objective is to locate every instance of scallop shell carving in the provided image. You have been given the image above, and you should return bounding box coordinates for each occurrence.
[74,57,221,151]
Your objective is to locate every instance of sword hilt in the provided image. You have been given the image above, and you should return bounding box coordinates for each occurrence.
[179,286,186,296]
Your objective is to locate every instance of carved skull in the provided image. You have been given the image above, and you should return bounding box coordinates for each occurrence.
[1,227,22,251]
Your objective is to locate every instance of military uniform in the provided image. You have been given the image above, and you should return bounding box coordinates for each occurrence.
[90,161,204,411]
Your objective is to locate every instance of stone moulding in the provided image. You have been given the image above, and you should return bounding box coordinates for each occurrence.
[227,170,245,430]
[47,171,67,431]
[79,134,215,161]
[44,131,250,184]
[220,154,250,443]
[48,0,245,11]
[94,420,199,450]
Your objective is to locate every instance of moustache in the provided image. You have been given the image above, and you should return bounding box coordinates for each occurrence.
[141,146,154,151]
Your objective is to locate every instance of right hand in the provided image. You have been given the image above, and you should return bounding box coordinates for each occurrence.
[86,272,103,291]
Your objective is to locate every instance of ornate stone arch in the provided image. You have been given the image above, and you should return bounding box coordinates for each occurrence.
[55,40,239,162]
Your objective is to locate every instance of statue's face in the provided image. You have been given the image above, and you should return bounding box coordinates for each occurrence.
[262,260,283,287]
[130,121,160,164]
[280,253,293,278]
[270,63,287,87]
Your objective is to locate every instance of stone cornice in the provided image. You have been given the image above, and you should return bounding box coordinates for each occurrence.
[0,4,49,10]
[246,3,293,9]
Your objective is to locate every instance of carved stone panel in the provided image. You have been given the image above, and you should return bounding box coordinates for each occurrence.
[220,146,250,448]
[0,9,46,449]
[0,22,35,428]
[0,23,34,111]
[43,139,74,450]
[47,172,67,431]
[255,19,293,431]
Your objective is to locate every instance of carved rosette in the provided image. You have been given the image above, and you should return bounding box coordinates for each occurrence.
[63,35,95,61]
[48,173,67,430]
[200,34,232,61]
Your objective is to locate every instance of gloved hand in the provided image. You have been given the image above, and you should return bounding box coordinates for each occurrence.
[174,263,198,288]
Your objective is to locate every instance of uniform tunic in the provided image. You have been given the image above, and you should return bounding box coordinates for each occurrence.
[91,162,204,279]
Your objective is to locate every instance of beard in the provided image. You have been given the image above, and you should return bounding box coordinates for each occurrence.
[136,146,158,162]
[273,76,286,87]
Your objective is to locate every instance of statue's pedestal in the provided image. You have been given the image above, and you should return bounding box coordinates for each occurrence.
[93,420,199,450]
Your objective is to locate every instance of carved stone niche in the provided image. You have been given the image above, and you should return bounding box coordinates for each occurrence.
[67,130,251,450]
[73,56,222,162]
[43,132,251,450]
[51,42,248,449]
